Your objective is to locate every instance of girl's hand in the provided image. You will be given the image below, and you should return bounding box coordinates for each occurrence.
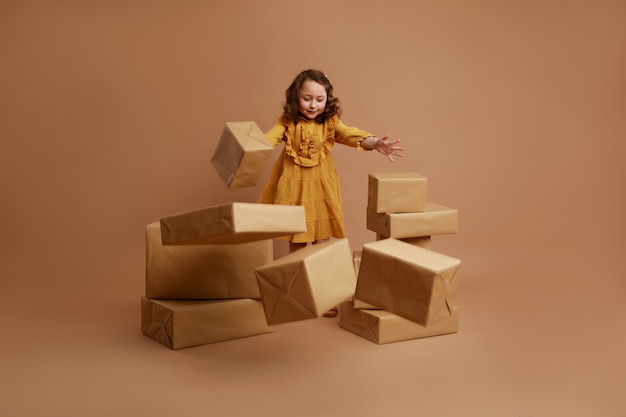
[374,134,404,163]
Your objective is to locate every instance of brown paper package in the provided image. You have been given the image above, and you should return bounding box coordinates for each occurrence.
[368,172,427,213]
[339,301,459,344]
[210,121,274,188]
[255,238,357,325]
[145,222,272,299]
[355,238,461,326]
[367,202,458,239]
[160,202,307,245]
[141,297,273,349]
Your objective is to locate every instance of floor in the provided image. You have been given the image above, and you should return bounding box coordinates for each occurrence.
[3,246,625,417]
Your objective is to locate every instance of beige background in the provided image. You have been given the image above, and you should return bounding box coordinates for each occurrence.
[1,1,625,416]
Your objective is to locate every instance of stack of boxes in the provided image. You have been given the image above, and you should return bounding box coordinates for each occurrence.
[141,121,462,349]
[339,173,462,344]
[141,202,309,349]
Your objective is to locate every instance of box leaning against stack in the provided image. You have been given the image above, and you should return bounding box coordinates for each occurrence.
[339,172,462,344]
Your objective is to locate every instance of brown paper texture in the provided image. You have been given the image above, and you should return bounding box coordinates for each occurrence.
[211,121,274,188]
[145,222,272,299]
[368,172,427,213]
[141,297,273,349]
[352,250,379,309]
[354,238,461,326]
[339,301,459,344]
[160,202,307,245]
[377,233,431,248]
[255,239,357,325]
[367,202,458,238]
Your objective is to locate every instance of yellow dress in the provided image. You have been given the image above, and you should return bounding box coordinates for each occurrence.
[258,115,372,243]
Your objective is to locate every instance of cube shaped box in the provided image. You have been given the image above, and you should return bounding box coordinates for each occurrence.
[211,121,274,188]
[355,238,461,326]
[160,202,307,245]
[367,202,458,239]
[368,172,428,213]
[145,222,272,299]
[339,301,460,344]
[255,239,357,325]
[141,297,273,350]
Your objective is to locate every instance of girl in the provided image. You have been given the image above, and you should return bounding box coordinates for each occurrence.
[258,69,404,316]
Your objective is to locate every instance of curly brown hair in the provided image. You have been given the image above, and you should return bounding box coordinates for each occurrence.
[283,69,342,123]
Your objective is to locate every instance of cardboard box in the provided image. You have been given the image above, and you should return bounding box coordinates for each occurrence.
[339,301,459,344]
[211,121,274,188]
[255,239,357,325]
[160,202,307,245]
[354,238,461,326]
[377,233,431,248]
[367,202,458,238]
[368,172,427,213]
[145,222,272,299]
[352,250,379,310]
[141,297,273,350]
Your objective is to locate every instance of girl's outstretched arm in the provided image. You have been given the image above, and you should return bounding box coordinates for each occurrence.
[361,134,405,162]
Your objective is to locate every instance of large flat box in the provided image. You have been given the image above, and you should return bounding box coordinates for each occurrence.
[367,202,458,238]
[141,297,273,350]
[145,222,272,299]
[211,121,274,188]
[339,301,459,344]
[354,238,461,326]
[255,239,357,325]
[368,172,427,213]
[160,202,307,245]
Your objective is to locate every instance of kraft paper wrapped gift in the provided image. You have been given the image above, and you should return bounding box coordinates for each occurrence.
[145,222,272,299]
[355,238,461,326]
[141,297,273,350]
[255,238,357,325]
[211,121,274,188]
[160,202,307,245]
[339,301,460,344]
[367,202,458,239]
[352,250,379,310]
[368,172,427,213]
[377,233,431,248]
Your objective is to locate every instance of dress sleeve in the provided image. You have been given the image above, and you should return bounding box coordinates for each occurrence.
[334,119,373,150]
[264,117,287,147]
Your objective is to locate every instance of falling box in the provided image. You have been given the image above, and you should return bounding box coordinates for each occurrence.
[141,297,273,350]
[368,172,427,213]
[211,121,274,188]
[160,202,306,245]
[367,202,458,238]
[354,238,461,326]
[255,238,356,325]
[145,221,272,299]
[339,301,459,344]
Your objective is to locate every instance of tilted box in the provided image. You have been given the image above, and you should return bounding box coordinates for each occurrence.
[355,238,461,326]
[160,202,306,245]
[211,121,274,188]
[255,239,356,325]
